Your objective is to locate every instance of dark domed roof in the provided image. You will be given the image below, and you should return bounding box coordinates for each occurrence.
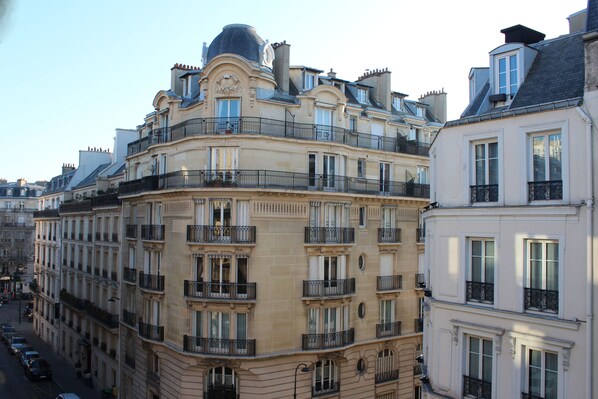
[206,24,265,64]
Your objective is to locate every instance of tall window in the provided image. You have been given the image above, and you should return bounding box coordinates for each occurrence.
[357,88,367,104]
[323,155,336,189]
[304,72,315,90]
[376,349,398,383]
[210,199,232,240]
[216,99,240,132]
[349,116,357,132]
[206,366,237,398]
[209,256,231,295]
[308,153,317,188]
[464,336,492,398]
[467,240,495,304]
[357,158,366,178]
[525,241,559,313]
[316,108,333,140]
[498,54,518,95]
[472,141,498,203]
[526,349,557,399]
[380,163,391,193]
[416,166,429,184]
[358,206,367,228]
[393,96,402,111]
[313,359,338,395]
[379,299,395,335]
[529,132,562,201]
[210,147,238,181]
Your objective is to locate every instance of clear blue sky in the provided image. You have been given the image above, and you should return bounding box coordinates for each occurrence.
[0,0,588,183]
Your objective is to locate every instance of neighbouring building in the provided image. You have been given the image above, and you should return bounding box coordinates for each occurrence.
[422,3,598,399]
[117,24,444,399]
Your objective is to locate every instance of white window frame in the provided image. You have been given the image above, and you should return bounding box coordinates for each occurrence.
[357,88,367,104]
[304,72,316,90]
[357,158,366,179]
[525,347,558,399]
[495,51,519,96]
[529,131,562,183]
[524,239,560,314]
[392,96,402,111]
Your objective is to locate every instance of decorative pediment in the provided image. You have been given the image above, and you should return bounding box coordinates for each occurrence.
[215,74,241,95]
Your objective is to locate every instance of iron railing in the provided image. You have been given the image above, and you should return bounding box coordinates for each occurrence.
[183,335,256,357]
[414,318,424,333]
[302,278,355,297]
[33,209,59,218]
[416,228,425,243]
[127,116,430,157]
[183,281,257,300]
[378,228,401,243]
[466,281,494,304]
[123,267,137,283]
[463,375,492,399]
[140,224,164,241]
[203,386,238,399]
[87,303,118,329]
[302,328,354,350]
[138,320,164,342]
[375,369,399,384]
[376,321,401,338]
[528,180,562,201]
[470,184,499,203]
[186,225,256,244]
[312,381,340,397]
[122,309,136,327]
[415,273,426,288]
[377,275,403,291]
[304,227,355,244]
[524,288,558,313]
[125,225,137,239]
[138,272,165,292]
[59,289,88,311]
[119,169,430,200]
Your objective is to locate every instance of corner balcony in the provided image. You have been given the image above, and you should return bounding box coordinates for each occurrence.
[524,288,558,313]
[119,169,430,200]
[312,381,340,397]
[470,184,498,203]
[87,303,119,329]
[138,272,165,293]
[127,116,430,157]
[304,227,354,244]
[377,275,403,291]
[186,225,256,244]
[302,278,355,297]
[59,289,89,312]
[376,321,401,338]
[375,369,399,384]
[378,228,401,243]
[528,180,562,201]
[302,328,354,350]
[138,320,164,342]
[466,281,494,304]
[183,335,256,357]
[140,225,164,241]
[183,281,256,300]
[463,375,492,399]
[123,267,137,284]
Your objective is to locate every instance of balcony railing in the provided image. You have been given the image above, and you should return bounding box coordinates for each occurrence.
[414,318,424,333]
[125,225,137,239]
[415,273,426,289]
[378,228,401,243]
[304,227,355,244]
[416,228,425,243]
[184,281,257,300]
[463,375,492,399]
[375,369,399,384]
[139,272,165,292]
[127,116,430,157]
[302,328,354,350]
[91,192,120,207]
[470,184,499,203]
[141,225,164,241]
[186,225,256,244]
[123,267,137,283]
[119,169,430,200]
[87,303,119,329]
[377,275,403,291]
[376,321,401,338]
[528,180,562,201]
[524,288,558,313]
[183,335,256,357]
[312,381,340,397]
[466,281,494,304]
[203,386,238,399]
[59,289,89,311]
[122,309,136,327]
[33,209,59,218]
[138,320,164,342]
[303,278,355,297]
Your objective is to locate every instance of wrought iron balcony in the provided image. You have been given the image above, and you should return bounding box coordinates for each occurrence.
[119,169,430,200]
[466,281,494,304]
[183,335,256,357]
[375,369,399,384]
[463,375,492,399]
[528,180,562,201]
[59,289,89,311]
[125,225,137,239]
[139,272,165,292]
[184,280,257,300]
[302,328,354,350]
[376,321,401,338]
[33,209,59,218]
[203,385,238,399]
[304,227,355,244]
[312,381,340,397]
[470,184,499,203]
[87,303,119,329]
[141,224,164,241]
[127,116,430,157]
[416,228,425,243]
[122,309,136,327]
[123,267,137,283]
[186,225,256,244]
[414,318,424,333]
[377,275,403,291]
[378,228,401,243]
[303,278,355,297]
[524,288,558,313]
[138,320,164,342]
[415,273,426,289]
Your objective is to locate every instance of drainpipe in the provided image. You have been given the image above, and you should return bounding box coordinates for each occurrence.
[576,106,594,399]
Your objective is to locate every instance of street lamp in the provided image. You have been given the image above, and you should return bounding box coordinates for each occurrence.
[293,362,312,399]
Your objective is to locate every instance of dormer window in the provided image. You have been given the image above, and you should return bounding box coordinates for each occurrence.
[304,73,315,90]
[357,88,367,104]
[416,106,424,118]
[497,53,518,96]
[392,97,402,111]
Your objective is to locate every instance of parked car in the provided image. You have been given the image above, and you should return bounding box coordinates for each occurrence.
[8,335,27,355]
[20,350,40,367]
[15,344,34,359]
[2,331,16,346]
[55,394,81,399]
[0,324,15,343]
[24,358,52,380]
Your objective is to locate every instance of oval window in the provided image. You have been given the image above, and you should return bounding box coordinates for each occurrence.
[358,302,366,319]
[358,255,366,271]
[356,358,366,374]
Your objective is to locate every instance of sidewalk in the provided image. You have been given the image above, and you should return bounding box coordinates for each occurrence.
[5,302,103,399]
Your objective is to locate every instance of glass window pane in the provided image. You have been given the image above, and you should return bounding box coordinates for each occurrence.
[545,352,558,399]
[533,136,546,181]
[509,55,518,94]
[499,58,507,94]
[549,134,562,180]
[236,313,246,340]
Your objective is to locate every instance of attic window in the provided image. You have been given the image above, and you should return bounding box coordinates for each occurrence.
[357,88,367,104]
[304,72,316,90]
[416,106,424,117]
[393,97,402,111]
[497,52,518,96]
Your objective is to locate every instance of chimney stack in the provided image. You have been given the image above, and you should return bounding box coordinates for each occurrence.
[327,69,337,79]
[273,41,291,95]
[419,89,448,124]
[357,68,392,110]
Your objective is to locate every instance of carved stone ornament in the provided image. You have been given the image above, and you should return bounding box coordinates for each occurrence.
[249,87,256,108]
[453,325,459,346]
[215,74,241,95]
[494,335,502,355]
[509,336,516,359]
[562,347,571,372]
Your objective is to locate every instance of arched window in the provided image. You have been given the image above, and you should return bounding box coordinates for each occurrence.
[206,366,237,398]
[376,349,398,384]
[313,359,338,395]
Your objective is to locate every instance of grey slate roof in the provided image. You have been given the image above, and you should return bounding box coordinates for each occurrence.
[207,24,265,65]
[43,171,75,195]
[588,0,598,32]
[73,163,110,189]
[461,82,489,117]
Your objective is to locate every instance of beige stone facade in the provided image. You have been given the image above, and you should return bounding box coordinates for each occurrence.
[118,25,442,399]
